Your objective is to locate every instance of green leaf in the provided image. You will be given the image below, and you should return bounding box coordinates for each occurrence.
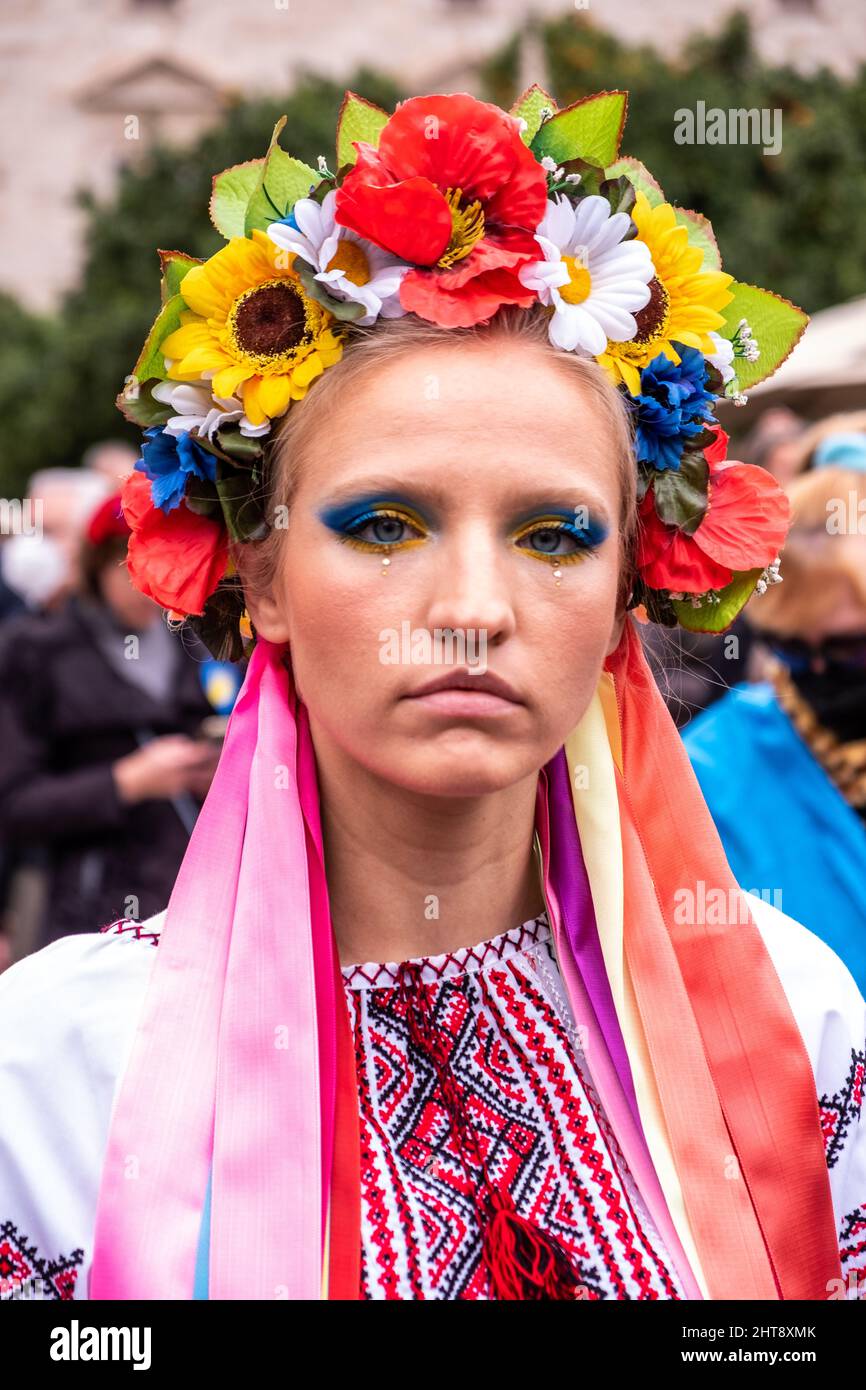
[674,208,722,271]
[244,149,320,233]
[114,377,172,429]
[604,156,665,207]
[214,426,265,464]
[158,250,202,303]
[308,173,338,207]
[550,158,604,197]
[245,159,320,236]
[531,91,628,168]
[720,282,809,391]
[133,293,186,382]
[335,90,389,169]
[671,568,763,633]
[215,470,269,543]
[509,83,558,145]
[598,174,636,226]
[650,452,709,535]
[183,477,222,520]
[210,159,265,238]
[244,116,320,236]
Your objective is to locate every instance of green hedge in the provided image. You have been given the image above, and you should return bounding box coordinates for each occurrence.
[2,13,863,496]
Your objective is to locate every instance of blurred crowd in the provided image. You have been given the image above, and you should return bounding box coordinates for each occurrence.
[0,409,864,996]
[647,406,866,996]
[0,442,226,971]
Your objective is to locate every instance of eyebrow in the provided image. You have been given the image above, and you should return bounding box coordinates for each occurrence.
[316,475,614,527]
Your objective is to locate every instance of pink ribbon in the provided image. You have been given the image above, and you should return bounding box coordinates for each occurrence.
[90,638,334,1299]
[92,633,707,1300]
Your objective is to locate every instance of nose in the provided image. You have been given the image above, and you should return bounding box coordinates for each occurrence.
[424,523,516,647]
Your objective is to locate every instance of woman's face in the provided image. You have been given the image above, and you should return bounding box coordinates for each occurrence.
[808,573,866,651]
[98,549,161,630]
[247,339,628,797]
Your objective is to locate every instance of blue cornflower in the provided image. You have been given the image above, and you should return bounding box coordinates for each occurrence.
[634,347,716,471]
[136,427,217,513]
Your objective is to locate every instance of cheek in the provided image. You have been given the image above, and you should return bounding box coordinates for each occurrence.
[548,545,620,634]
[535,551,620,713]
[279,530,621,749]
[276,538,402,714]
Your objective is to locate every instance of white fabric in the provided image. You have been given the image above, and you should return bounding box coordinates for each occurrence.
[0,894,863,1301]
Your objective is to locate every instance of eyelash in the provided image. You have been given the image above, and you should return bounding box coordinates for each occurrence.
[335,508,599,565]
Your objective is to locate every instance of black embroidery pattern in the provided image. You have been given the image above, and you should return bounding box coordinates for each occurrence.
[838,1203,866,1293]
[819,1045,865,1170]
[0,1220,84,1300]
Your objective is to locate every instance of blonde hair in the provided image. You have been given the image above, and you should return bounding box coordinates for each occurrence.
[233,304,640,614]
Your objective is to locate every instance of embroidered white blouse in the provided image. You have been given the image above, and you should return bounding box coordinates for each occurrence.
[0,892,864,1300]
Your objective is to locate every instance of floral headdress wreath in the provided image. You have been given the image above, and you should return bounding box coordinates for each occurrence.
[118,86,806,661]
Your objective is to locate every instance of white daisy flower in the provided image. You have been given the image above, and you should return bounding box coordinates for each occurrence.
[267,189,410,326]
[706,331,737,385]
[518,193,655,356]
[151,381,270,440]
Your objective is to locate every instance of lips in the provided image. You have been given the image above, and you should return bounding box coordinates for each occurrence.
[405,668,524,704]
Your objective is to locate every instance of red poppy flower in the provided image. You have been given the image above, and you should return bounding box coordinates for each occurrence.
[636,433,791,594]
[703,423,729,467]
[121,470,229,617]
[334,93,548,328]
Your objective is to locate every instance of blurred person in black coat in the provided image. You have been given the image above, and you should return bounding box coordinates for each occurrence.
[0,493,221,954]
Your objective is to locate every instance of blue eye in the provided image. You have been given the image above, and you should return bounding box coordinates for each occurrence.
[521,525,581,554]
[319,497,608,564]
[331,506,428,554]
[515,517,606,565]
[346,511,417,545]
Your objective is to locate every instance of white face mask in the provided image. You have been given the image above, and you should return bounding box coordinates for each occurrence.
[1,533,70,607]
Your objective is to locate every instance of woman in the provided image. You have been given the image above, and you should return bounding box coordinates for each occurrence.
[684,422,866,997]
[0,88,863,1303]
[0,493,220,954]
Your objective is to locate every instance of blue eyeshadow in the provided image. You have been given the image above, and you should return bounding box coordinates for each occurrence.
[317,495,610,545]
[522,507,610,546]
[317,494,422,531]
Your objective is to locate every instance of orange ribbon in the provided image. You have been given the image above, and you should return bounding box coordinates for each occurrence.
[607,619,841,1299]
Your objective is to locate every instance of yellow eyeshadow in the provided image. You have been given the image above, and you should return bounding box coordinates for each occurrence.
[335,506,428,554]
[512,518,591,566]
[334,509,594,564]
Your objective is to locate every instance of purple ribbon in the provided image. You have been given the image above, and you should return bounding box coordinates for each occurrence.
[544,745,643,1134]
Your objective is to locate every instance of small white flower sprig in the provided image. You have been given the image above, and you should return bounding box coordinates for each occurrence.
[539,153,583,198]
[754,556,784,596]
[733,317,761,364]
[729,317,761,406]
[667,555,783,609]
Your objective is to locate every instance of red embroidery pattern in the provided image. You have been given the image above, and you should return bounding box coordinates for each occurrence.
[837,1203,866,1296]
[98,917,161,947]
[343,918,550,989]
[343,918,684,1300]
[100,911,866,1299]
[819,1046,865,1169]
[0,1220,83,1300]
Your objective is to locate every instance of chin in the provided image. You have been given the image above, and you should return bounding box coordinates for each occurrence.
[376,746,542,799]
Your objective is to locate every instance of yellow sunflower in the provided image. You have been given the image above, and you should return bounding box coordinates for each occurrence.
[160,228,344,426]
[596,191,734,395]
